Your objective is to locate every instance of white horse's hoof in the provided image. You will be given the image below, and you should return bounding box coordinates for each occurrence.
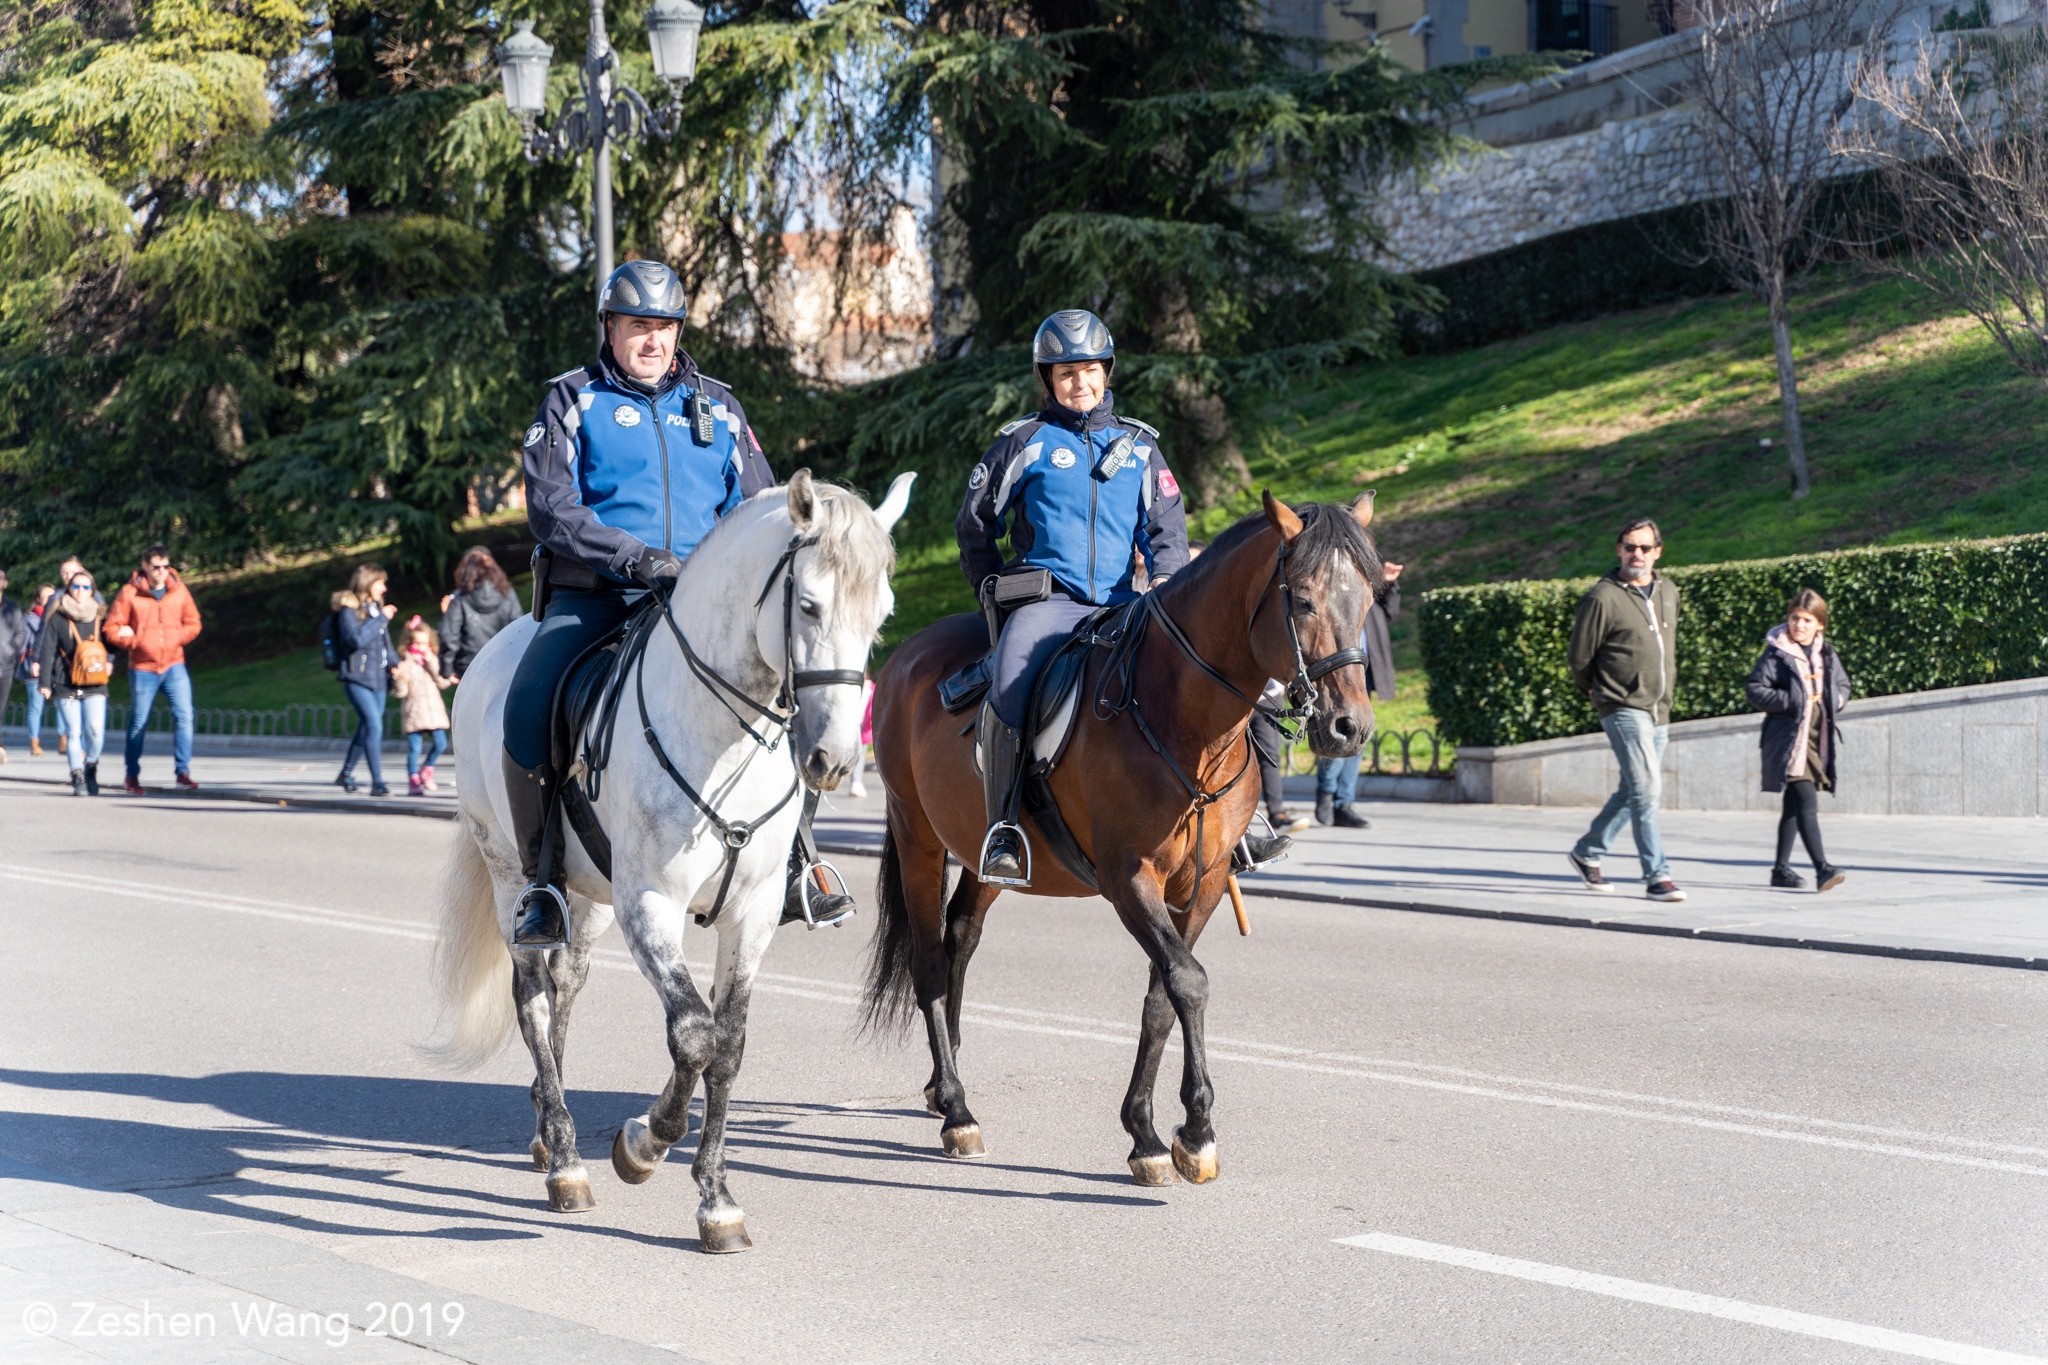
[546,1169,597,1212]
[941,1123,986,1159]
[1171,1128,1218,1184]
[611,1117,662,1185]
[1129,1152,1180,1186]
[698,1213,752,1254]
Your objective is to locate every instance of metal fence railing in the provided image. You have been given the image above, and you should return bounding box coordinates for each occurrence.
[2,699,405,742]
[1282,727,1454,777]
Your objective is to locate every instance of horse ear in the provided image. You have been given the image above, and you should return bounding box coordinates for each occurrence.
[874,470,917,533]
[787,468,817,531]
[1351,489,1376,529]
[1262,490,1304,543]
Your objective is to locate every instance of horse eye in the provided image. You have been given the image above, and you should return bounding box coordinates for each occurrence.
[1292,598,1315,617]
[799,598,822,619]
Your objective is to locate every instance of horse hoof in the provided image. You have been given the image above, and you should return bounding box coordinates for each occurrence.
[923,1084,943,1118]
[1171,1130,1219,1184]
[530,1139,549,1172]
[698,1216,752,1254]
[941,1124,986,1159]
[1128,1153,1181,1186]
[612,1121,661,1185]
[546,1171,597,1213]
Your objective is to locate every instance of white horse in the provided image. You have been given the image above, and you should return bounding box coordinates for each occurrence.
[429,470,913,1252]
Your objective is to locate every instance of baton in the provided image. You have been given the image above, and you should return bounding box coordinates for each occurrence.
[1226,874,1250,937]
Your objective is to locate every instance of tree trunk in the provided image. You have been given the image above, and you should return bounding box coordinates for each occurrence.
[1149,279,1249,507]
[1768,279,1811,500]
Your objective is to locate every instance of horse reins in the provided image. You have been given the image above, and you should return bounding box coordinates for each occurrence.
[1096,535,1368,912]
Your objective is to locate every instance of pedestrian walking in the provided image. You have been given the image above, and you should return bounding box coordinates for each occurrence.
[1250,693,1312,834]
[105,544,203,793]
[1746,588,1850,892]
[15,584,53,756]
[1314,557,1404,828]
[331,564,398,796]
[49,555,100,757]
[0,568,26,764]
[36,568,114,795]
[391,615,453,795]
[437,546,523,683]
[1566,518,1685,902]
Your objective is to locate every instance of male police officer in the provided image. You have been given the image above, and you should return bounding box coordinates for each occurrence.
[505,259,852,947]
[955,309,1192,886]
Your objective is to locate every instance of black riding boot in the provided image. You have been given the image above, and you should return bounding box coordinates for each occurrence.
[502,751,568,950]
[1234,827,1295,873]
[783,788,857,928]
[976,704,1030,887]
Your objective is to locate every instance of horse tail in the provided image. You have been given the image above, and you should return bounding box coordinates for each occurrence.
[860,820,918,1038]
[422,823,515,1070]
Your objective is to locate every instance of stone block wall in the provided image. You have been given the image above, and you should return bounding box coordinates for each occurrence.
[1455,676,2048,815]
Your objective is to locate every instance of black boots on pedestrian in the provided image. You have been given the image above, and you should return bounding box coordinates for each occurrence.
[1770,864,1806,889]
[70,768,86,797]
[1815,864,1846,892]
[976,705,1030,887]
[502,751,569,950]
[83,761,99,796]
[1314,792,1333,825]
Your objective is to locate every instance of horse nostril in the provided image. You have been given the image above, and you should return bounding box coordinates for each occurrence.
[1330,714,1358,743]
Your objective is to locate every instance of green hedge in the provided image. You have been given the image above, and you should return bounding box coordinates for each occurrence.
[1418,533,2048,748]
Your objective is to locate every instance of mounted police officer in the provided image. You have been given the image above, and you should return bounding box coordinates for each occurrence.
[955,309,1192,887]
[505,259,853,948]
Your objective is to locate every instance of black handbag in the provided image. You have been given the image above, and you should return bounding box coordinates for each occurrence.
[989,566,1053,610]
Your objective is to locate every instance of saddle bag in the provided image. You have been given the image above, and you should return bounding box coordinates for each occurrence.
[937,655,991,714]
[989,566,1054,610]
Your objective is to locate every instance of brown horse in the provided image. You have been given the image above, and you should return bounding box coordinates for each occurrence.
[863,492,1381,1185]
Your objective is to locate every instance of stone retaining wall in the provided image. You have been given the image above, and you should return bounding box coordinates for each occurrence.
[1454,676,2048,816]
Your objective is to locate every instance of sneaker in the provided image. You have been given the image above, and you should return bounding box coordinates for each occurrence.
[370,784,393,797]
[124,778,146,796]
[408,773,425,796]
[174,772,199,791]
[1770,865,1807,889]
[1646,877,1687,902]
[1815,865,1846,892]
[420,764,438,794]
[1270,809,1314,834]
[1566,851,1613,893]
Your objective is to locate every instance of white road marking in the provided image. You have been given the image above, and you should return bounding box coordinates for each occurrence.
[5,862,2045,1180]
[1336,1234,2047,1365]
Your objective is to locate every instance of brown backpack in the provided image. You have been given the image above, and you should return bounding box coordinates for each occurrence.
[67,617,113,687]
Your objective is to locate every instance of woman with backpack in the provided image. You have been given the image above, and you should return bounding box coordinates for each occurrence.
[1746,587,1851,892]
[330,564,399,796]
[36,569,115,795]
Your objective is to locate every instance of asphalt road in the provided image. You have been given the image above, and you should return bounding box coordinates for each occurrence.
[1,784,2044,1364]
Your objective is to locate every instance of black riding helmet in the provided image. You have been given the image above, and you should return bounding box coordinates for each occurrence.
[1033,309,1115,395]
[600,259,689,322]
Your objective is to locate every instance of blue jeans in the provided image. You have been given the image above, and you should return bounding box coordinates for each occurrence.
[406,729,447,776]
[1315,753,1361,805]
[56,694,107,771]
[24,682,45,743]
[340,682,387,789]
[1573,707,1670,882]
[125,663,194,780]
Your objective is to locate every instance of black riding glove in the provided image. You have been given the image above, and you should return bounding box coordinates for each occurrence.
[630,549,682,588]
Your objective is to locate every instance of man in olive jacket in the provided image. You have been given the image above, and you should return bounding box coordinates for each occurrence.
[1565,518,1686,901]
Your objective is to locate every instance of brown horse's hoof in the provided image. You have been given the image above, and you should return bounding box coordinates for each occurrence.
[611,1119,661,1185]
[941,1123,986,1159]
[1171,1130,1219,1184]
[1128,1152,1181,1186]
[923,1084,943,1118]
[546,1170,597,1212]
[529,1138,549,1172]
[698,1215,752,1254]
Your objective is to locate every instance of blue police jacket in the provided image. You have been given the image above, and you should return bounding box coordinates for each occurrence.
[523,348,774,583]
[955,393,1191,607]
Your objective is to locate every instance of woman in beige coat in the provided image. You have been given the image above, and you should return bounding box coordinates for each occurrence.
[391,615,453,794]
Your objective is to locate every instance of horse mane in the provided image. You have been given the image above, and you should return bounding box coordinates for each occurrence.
[691,478,897,627]
[1178,500,1380,592]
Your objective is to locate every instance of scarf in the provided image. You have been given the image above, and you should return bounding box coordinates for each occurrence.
[55,591,99,625]
[1765,623,1826,780]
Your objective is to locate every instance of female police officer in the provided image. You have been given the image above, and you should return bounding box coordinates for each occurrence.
[954,309,1192,886]
[505,259,850,946]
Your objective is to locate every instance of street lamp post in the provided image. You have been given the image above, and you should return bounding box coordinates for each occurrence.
[494,0,706,345]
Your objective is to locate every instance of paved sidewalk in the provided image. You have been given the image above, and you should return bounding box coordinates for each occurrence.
[6,745,2041,969]
[0,1155,696,1363]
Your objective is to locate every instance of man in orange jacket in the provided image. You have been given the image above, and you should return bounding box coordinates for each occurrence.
[104,544,203,793]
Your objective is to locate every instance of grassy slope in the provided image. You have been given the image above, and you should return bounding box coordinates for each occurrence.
[185,269,2045,741]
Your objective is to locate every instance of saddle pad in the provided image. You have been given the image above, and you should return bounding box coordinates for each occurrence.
[551,641,621,777]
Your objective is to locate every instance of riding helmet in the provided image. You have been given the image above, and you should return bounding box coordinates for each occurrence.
[600,260,689,321]
[1033,309,1115,378]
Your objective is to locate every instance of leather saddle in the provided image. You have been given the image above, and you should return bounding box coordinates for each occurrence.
[543,599,667,884]
[938,602,1140,890]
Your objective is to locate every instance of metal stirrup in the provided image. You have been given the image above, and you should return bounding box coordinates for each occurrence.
[978,821,1033,888]
[513,882,571,949]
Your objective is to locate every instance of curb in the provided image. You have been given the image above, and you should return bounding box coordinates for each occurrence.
[9,769,2038,973]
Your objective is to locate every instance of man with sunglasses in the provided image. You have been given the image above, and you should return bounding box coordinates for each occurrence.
[1566,517,1686,902]
[105,543,204,793]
